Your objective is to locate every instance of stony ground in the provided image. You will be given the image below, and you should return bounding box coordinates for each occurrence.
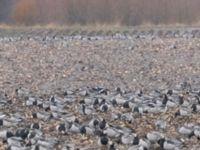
[0,28,200,149]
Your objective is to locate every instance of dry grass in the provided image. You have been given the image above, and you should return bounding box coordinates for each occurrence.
[0,23,132,32]
[1,23,200,32]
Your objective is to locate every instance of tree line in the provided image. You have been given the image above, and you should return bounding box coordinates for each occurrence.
[1,0,200,25]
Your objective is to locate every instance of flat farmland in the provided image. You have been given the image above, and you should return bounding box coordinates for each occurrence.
[0,27,200,149]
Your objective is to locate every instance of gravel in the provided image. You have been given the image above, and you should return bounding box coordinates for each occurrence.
[0,28,200,149]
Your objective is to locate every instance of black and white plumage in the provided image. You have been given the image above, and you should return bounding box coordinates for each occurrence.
[62,144,75,150]
[191,104,200,113]
[31,123,41,130]
[32,111,52,121]
[50,104,65,113]
[80,98,94,105]
[7,137,23,147]
[99,119,108,130]
[15,128,29,140]
[80,126,94,135]
[175,108,191,117]
[103,127,121,138]
[132,137,150,149]
[128,145,148,150]
[112,94,126,105]
[68,123,81,133]
[155,120,167,129]
[146,131,163,143]
[98,136,109,146]
[158,138,183,150]
[88,118,99,128]
[79,90,89,97]
[15,87,30,97]
[111,112,121,120]
[0,130,13,139]
[178,126,194,137]
[194,126,200,139]
[123,101,135,109]
[56,123,66,134]
[26,96,37,106]
[79,104,94,115]
[8,145,30,150]
[37,138,58,149]
[121,113,134,123]
[27,129,43,140]
[132,106,145,114]
[99,104,109,112]
[121,134,136,144]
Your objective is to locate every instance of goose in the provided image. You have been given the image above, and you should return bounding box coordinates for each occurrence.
[158,138,183,150]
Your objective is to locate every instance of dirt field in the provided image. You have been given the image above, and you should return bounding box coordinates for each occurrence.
[1,27,200,149]
[1,27,200,95]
